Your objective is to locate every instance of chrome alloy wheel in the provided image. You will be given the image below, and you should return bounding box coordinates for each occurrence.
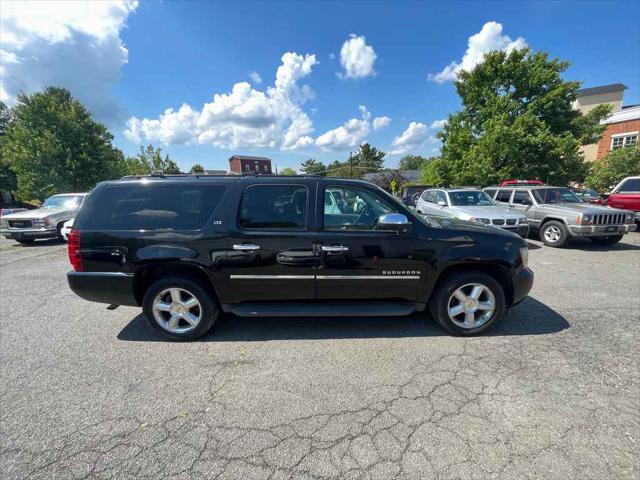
[152,288,202,334]
[543,225,562,243]
[447,283,496,329]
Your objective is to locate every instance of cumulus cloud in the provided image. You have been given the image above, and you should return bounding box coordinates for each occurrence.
[428,21,527,83]
[249,71,262,84]
[373,116,391,130]
[125,52,318,151]
[430,119,447,129]
[0,0,138,124]
[391,122,436,154]
[338,34,377,79]
[315,105,371,151]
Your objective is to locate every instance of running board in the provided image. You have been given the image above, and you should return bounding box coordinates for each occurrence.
[229,302,417,317]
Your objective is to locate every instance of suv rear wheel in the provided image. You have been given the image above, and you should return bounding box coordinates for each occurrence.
[589,235,623,246]
[541,220,569,247]
[429,272,506,335]
[142,276,219,341]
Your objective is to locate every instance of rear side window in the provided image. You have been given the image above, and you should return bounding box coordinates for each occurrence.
[512,191,532,205]
[484,188,497,198]
[421,190,435,203]
[239,185,307,229]
[495,189,513,203]
[618,178,640,192]
[77,184,226,230]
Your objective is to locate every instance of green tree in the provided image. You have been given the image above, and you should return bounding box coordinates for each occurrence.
[398,155,427,170]
[585,147,640,192]
[437,49,611,187]
[280,167,297,175]
[2,88,125,200]
[0,102,17,191]
[420,158,448,186]
[125,145,180,175]
[353,143,385,174]
[299,158,326,176]
[189,164,205,174]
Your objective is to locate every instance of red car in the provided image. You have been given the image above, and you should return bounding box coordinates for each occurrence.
[498,179,545,187]
[605,176,640,223]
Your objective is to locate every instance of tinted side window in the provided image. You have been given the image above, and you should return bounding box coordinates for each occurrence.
[239,185,307,229]
[618,179,640,192]
[323,186,395,231]
[436,191,447,205]
[512,191,532,205]
[422,190,435,203]
[77,184,226,231]
[495,189,513,203]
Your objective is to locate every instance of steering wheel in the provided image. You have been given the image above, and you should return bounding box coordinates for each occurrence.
[354,203,376,228]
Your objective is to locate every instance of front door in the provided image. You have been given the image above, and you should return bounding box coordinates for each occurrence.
[315,182,424,302]
[225,181,318,302]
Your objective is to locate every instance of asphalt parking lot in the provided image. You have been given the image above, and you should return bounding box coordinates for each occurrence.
[1,233,639,480]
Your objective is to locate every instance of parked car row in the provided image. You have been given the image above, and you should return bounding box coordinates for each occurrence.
[0,193,86,244]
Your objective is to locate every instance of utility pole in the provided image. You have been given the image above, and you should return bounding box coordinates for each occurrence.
[349,151,353,178]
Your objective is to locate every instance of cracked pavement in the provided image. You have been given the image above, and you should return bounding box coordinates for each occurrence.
[1,234,639,479]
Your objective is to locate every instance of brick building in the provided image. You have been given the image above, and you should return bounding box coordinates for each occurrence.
[574,84,639,161]
[228,155,273,175]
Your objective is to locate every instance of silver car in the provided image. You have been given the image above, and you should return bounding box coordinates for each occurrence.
[0,193,86,244]
[483,186,636,247]
[415,188,530,238]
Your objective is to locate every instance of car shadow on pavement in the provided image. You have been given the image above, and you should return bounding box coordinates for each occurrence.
[118,297,569,343]
[12,238,65,247]
[568,238,640,251]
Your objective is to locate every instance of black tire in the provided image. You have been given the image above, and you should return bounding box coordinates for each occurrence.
[428,271,506,336]
[540,220,570,247]
[142,275,219,341]
[589,235,623,245]
[57,223,66,241]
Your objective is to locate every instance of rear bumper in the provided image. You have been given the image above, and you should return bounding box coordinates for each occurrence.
[512,267,534,306]
[67,271,138,306]
[568,224,637,237]
[0,227,57,239]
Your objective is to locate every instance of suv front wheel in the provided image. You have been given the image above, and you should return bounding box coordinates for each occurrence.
[541,220,570,247]
[142,276,219,341]
[429,272,506,335]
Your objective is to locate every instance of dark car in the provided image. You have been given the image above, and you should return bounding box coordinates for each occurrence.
[571,188,603,205]
[399,185,432,206]
[67,175,533,340]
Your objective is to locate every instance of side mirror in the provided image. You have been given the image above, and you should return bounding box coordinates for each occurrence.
[378,213,411,231]
[437,200,446,207]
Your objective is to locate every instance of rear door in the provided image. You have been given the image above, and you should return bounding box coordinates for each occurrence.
[224,179,318,302]
[315,181,424,302]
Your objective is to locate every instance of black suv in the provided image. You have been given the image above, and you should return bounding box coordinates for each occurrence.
[67,175,533,340]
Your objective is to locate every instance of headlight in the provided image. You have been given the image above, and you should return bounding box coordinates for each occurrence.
[0,218,7,227]
[579,214,593,225]
[33,218,45,226]
[518,217,528,224]
[470,217,491,225]
[519,246,529,268]
[625,213,633,224]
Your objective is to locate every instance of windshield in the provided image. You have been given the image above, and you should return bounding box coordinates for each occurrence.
[533,188,582,204]
[574,189,599,199]
[43,195,84,209]
[449,191,495,206]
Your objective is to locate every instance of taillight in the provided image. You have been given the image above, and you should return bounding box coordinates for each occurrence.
[68,229,84,271]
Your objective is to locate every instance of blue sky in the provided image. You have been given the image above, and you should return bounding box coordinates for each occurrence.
[2,0,639,172]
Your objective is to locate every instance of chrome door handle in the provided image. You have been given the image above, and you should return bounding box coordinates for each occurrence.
[233,244,260,251]
[321,245,349,253]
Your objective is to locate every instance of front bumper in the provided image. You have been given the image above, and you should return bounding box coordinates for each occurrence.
[67,271,138,306]
[0,227,57,240]
[502,224,530,238]
[568,223,637,237]
[512,267,534,306]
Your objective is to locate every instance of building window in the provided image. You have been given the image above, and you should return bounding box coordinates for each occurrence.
[611,133,638,150]
[263,165,268,171]
[245,164,250,171]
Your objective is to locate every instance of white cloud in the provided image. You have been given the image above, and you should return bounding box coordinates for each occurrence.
[373,116,391,130]
[125,52,318,151]
[315,105,371,151]
[428,21,527,83]
[430,119,447,129]
[249,71,262,84]
[0,0,138,124]
[391,122,434,154]
[338,34,377,79]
